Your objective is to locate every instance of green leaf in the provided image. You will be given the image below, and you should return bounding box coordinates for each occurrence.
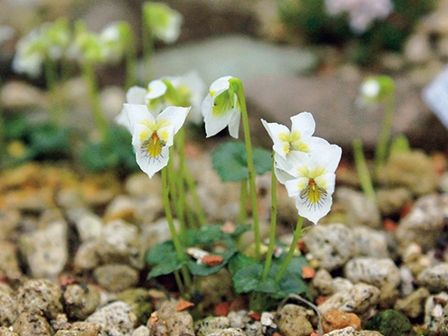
[183,225,224,246]
[228,253,258,275]
[232,263,263,294]
[29,122,71,158]
[211,141,271,182]
[146,242,186,278]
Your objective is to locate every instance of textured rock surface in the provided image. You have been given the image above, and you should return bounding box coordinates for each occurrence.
[16,279,62,319]
[336,188,381,229]
[276,304,313,336]
[86,301,137,336]
[352,227,389,258]
[418,263,448,292]
[344,258,401,289]
[93,264,139,292]
[304,223,355,271]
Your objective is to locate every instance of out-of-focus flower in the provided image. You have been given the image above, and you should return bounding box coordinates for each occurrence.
[123,103,190,177]
[202,76,241,139]
[325,0,393,33]
[143,2,182,43]
[116,72,205,129]
[100,21,132,63]
[358,75,395,105]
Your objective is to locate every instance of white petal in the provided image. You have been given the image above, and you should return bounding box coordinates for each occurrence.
[277,151,311,177]
[202,95,234,138]
[316,172,336,194]
[160,11,182,43]
[209,76,232,96]
[123,104,154,133]
[290,112,315,138]
[147,80,167,100]
[134,143,170,178]
[183,71,205,123]
[261,119,290,159]
[274,166,295,185]
[126,86,147,104]
[228,110,240,139]
[158,106,190,135]
[296,192,332,225]
[284,177,308,198]
[314,143,342,173]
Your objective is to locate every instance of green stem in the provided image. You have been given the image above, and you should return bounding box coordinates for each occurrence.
[161,168,192,289]
[142,4,154,79]
[262,155,278,281]
[238,180,248,224]
[174,270,184,294]
[184,169,206,227]
[168,148,185,236]
[353,138,376,202]
[275,216,304,283]
[233,78,261,259]
[44,58,61,124]
[81,62,108,140]
[375,95,395,174]
[175,130,188,226]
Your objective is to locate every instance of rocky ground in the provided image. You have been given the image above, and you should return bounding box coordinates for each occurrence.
[0,146,447,336]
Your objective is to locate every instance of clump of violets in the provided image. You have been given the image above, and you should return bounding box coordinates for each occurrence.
[325,0,393,33]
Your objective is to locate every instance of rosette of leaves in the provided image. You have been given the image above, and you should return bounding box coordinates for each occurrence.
[229,252,309,310]
[146,224,249,278]
[211,141,271,182]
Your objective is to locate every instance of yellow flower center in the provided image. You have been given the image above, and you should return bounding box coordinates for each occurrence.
[300,178,327,207]
[144,132,164,158]
[278,131,309,155]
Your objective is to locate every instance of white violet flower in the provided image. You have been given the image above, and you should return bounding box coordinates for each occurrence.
[143,2,182,43]
[123,103,190,178]
[202,76,241,139]
[277,140,342,224]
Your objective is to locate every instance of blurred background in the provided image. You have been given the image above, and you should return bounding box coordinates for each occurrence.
[1,0,447,153]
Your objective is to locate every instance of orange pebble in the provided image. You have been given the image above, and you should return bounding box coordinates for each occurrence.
[176,299,194,312]
[214,302,231,316]
[202,255,224,266]
[302,266,316,279]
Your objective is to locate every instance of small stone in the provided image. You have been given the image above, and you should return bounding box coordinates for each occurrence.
[13,312,52,336]
[322,310,361,333]
[277,304,313,336]
[396,194,446,251]
[74,242,100,270]
[312,269,334,295]
[117,289,153,325]
[86,301,137,336]
[63,284,101,320]
[50,313,70,331]
[332,278,354,293]
[197,269,234,310]
[377,151,438,196]
[395,287,430,319]
[75,213,103,243]
[176,299,194,312]
[404,34,433,64]
[94,264,139,292]
[0,327,18,336]
[376,188,412,216]
[336,188,381,229]
[319,284,380,316]
[344,258,400,289]
[132,326,150,336]
[424,292,448,332]
[195,316,230,336]
[0,210,20,240]
[228,311,250,329]
[151,300,194,336]
[208,328,247,336]
[418,263,448,292]
[125,173,161,198]
[364,309,412,336]
[104,195,137,223]
[352,227,389,258]
[324,327,382,335]
[19,221,68,278]
[54,322,101,336]
[0,81,47,109]
[17,279,62,319]
[303,223,355,271]
[0,241,21,280]
[0,284,17,326]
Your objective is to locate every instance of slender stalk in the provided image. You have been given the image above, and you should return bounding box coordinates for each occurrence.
[44,58,61,124]
[168,148,185,235]
[233,78,261,259]
[262,155,278,281]
[352,138,376,202]
[275,216,304,283]
[81,62,108,140]
[161,168,192,289]
[184,169,206,226]
[238,180,248,224]
[174,270,184,294]
[375,95,395,173]
[175,130,188,227]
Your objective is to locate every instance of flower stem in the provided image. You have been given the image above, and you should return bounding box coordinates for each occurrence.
[142,3,154,79]
[238,180,248,224]
[174,270,184,294]
[81,62,108,140]
[375,95,395,174]
[275,216,304,283]
[184,168,206,227]
[233,78,261,259]
[352,138,376,202]
[44,58,61,124]
[168,148,185,236]
[175,130,188,226]
[161,168,192,289]
[262,155,278,281]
